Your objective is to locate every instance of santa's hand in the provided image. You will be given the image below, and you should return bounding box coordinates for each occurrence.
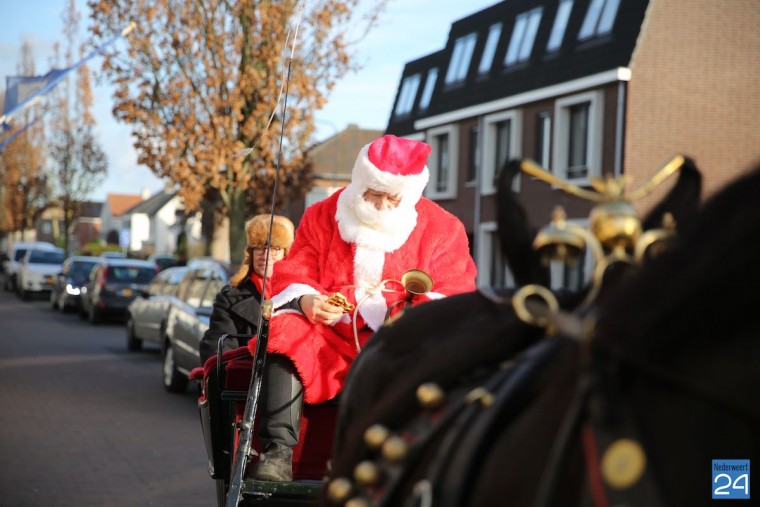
[300,294,346,325]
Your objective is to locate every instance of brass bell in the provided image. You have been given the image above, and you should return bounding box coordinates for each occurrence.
[416,382,445,409]
[354,460,382,485]
[589,201,642,252]
[363,424,390,450]
[381,436,409,463]
[345,498,371,507]
[401,269,433,296]
[533,207,586,265]
[326,477,354,504]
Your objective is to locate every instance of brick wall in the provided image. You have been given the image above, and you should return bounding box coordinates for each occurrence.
[626,0,760,213]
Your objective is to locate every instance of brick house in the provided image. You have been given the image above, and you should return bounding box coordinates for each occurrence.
[385,0,760,288]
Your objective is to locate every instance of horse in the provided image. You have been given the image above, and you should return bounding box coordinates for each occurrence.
[325,157,760,507]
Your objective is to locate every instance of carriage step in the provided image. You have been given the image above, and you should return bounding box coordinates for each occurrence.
[240,479,322,505]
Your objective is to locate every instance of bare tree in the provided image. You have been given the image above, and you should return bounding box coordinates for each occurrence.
[47,0,107,254]
[88,0,386,262]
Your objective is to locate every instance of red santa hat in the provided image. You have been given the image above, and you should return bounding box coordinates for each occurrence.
[350,134,431,204]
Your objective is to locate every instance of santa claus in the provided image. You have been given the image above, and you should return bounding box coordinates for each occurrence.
[249,134,477,482]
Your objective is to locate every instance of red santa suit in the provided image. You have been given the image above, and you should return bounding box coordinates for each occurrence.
[252,135,477,404]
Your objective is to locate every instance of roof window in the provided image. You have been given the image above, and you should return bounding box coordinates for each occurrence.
[445,33,477,84]
[505,7,543,66]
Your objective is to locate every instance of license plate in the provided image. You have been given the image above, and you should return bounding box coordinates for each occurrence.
[122,288,133,297]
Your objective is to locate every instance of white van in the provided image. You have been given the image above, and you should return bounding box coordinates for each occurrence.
[16,246,66,300]
[2,241,56,292]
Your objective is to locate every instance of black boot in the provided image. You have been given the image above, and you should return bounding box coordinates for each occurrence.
[250,355,303,482]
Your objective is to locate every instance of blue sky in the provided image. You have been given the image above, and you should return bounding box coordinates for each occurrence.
[1,0,497,202]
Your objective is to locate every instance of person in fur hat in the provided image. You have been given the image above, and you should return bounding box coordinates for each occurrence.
[248,134,477,482]
[198,214,295,364]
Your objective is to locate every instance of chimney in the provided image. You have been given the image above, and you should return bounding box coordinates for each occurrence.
[141,187,151,200]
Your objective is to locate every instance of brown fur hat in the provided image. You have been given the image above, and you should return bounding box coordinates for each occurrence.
[230,214,295,287]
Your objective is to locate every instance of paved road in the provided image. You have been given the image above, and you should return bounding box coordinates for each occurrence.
[0,283,216,506]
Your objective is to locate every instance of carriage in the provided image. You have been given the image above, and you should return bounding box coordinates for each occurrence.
[193,155,759,507]
[191,333,338,506]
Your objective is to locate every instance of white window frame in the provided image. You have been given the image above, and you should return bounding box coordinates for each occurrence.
[553,90,603,184]
[425,125,459,200]
[578,0,620,41]
[478,23,503,75]
[445,33,477,85]
[547,0,574,52]
[476,221,515,288]
[505,7,543,67]
[481,109,522,196]
[418,68,438,110]
[394,74,421,116]
[536,112,552,169]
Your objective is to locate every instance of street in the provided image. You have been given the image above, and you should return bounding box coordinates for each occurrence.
[0,283,216,506]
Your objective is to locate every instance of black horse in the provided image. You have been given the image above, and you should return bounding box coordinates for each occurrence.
[326,158,759,507]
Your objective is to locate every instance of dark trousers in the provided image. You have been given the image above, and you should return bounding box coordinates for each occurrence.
[258,354,304,450]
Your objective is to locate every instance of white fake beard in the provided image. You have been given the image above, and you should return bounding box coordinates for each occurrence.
[352,192,415,234]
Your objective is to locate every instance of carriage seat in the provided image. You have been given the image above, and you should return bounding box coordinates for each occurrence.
[195,345,337,481]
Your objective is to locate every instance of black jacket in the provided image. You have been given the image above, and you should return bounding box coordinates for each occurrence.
[199,278,261,364]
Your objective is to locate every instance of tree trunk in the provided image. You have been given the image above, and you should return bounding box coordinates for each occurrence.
[228,188,247,265]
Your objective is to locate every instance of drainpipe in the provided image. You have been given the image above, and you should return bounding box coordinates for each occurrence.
[473,115,485,282]
[614,79,627,178]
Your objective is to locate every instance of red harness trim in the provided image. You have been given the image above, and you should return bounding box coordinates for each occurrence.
[582,425,609,507]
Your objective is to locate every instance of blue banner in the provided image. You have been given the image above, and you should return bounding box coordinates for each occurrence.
[0,22,135,130]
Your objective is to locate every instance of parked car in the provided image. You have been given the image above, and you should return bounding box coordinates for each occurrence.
[50,256,100,312]
[162,258,233,393]
[100,251,128,259]
[3,241,56,292]
[15,246,66,300]
[147,254,186,272]
[80,258,159,324]
[125,266,188,351]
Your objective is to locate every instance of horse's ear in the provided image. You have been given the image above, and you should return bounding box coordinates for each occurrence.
[641,156,702,234]
[497,159,549,287]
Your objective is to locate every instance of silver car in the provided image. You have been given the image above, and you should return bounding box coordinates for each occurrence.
[162,258,232,393]
[125,266,188,351]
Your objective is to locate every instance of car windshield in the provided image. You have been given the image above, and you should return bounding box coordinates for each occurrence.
[108,266,156,283]
[28,250,65,264]
[13,248,28,261]
[71,261,98,277]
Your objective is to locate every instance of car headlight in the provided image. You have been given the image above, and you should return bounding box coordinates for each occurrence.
[66,284,81,295]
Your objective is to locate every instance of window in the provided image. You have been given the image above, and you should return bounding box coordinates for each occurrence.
[553,91,604,182]
[200,273,225,308]
[434,134,450,193]
[578,0,620,40]
[478,23,502,74]
[466,126,479,184]
[394,74,421,116]
[481,109,522,195]
[505,7,543,66]
[535,112,551,169]
[418,68,438,110]
[548,218,592,291]
[185,271,210,307]
[476,222,516,288]
[425,125,459,200]
[547,0,574,52]
[445,33,477,84]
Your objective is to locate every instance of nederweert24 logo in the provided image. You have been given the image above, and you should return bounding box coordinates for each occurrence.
[712,459,750,500]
